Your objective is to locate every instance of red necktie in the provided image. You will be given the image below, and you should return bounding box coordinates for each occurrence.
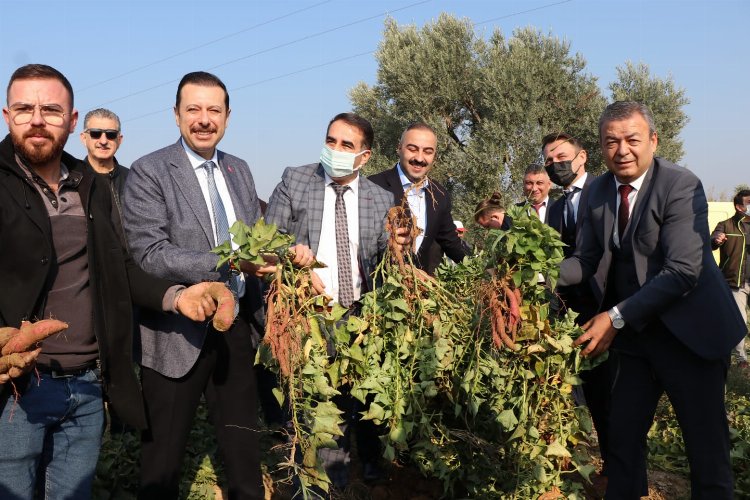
[618,184,634,238]
[532,202,544,217]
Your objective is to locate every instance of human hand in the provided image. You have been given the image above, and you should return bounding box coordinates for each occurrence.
[310,271,326,295]
[0,347,42,384]
[175,282,220,321]
[394,227,412,253]
[574,311,618,357]
[289,244,316,268]
[713,232,727,246]
[239,254,279,277]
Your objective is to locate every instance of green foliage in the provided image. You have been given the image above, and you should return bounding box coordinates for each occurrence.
[351,14,607,226]
[609,61,690,163]
[212,218,295,268]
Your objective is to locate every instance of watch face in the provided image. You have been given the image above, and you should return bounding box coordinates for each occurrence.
[613,317,625,329]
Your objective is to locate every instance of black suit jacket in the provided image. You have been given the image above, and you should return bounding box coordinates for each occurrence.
[369,165,468,274]
[559,158,746,360]
[547,174,598,322]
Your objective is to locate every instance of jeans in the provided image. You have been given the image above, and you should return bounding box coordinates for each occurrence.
[732,282,749,362]
[0,368,104,500]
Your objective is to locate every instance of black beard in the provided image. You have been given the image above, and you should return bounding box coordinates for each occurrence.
[12,128,67,167]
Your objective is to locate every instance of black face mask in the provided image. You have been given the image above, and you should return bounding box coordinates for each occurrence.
[545,160,578,187]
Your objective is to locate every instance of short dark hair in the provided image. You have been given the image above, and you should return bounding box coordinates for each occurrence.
[7,64,74,109]
[734,189,750,206]
[474,192,505,223]
[176,71,229,110]
[541,132,583,152]
[599,101,656,138]
[524,163,547,176]
[327,112,374,150]
[83,108,121,130]
[400,121,436,142]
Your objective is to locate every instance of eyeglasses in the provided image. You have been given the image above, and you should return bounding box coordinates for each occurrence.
[86,128,120,140]
[8,103,67,126]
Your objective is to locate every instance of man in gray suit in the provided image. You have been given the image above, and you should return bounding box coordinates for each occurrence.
[265,112,405,487]
[122,72,310,500]
[559,101,746,498]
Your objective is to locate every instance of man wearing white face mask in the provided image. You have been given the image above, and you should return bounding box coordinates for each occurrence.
[712,189,750,369]
[266,113,408,487]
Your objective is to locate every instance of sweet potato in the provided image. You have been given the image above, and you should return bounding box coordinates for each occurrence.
[0,327,16,349]
[0,353,27,375]
[1,319,69,355]
[206,282,236,332]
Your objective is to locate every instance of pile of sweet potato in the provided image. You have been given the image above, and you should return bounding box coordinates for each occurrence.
[0,319,69,377]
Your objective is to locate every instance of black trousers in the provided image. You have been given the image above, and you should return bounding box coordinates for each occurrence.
[606,323,732,500]
[138,318,263,500]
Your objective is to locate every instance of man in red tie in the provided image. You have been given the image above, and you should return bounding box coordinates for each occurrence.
[519,163,553,223]
[557,101,744,499]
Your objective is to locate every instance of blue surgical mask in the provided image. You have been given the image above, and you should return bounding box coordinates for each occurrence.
[320,145,369,179]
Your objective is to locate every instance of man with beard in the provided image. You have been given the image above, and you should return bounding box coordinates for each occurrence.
[369,122,468,274]
[122,71,313,500]
[0,64,224,500]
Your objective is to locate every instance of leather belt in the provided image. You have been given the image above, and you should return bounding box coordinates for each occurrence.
[36,361,98,379]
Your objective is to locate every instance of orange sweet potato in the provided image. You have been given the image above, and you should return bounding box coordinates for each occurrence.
[1,319,69,356]
[206,283,236,332]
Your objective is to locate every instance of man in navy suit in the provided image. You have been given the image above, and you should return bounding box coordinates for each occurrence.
[559,101,745,498]
[369,122,468,274]
[543,132,611,486]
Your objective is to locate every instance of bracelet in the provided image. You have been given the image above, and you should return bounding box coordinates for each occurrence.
[174,288,184,313]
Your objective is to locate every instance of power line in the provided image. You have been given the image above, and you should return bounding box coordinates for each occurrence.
[95,0,433,108]
[78,0,333,93]
[477,0,572,25]
[123,50,375,123]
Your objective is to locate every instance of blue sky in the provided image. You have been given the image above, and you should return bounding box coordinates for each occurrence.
[1,0,747,200]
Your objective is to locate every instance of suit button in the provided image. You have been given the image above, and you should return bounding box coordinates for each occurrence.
[41,256,49,265]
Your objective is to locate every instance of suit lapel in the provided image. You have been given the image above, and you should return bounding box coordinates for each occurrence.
[167,142,214,246]
[575,174,595,232]
[603,174,617,246]
[308,165,326,253]
[627,163,656,236]
[216,151,258,226]
[359,177,376,265]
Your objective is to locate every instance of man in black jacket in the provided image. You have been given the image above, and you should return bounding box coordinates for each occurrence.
[0,64,220,500]
[369,122,467,274]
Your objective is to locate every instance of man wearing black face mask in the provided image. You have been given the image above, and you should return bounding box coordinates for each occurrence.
[543,132,613,491]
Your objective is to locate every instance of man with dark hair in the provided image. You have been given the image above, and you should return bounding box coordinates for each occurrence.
[559,101,745,498]
[369,122,468,274]
[519,163,553,223]
[0,64,221,500]
[542,132,611,486]
[266,112,409,487]
[711,188,750,368]
[123,71,310,500]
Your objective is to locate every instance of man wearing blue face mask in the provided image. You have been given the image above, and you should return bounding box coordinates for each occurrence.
[711,189,750,369]
[265,112,409,488]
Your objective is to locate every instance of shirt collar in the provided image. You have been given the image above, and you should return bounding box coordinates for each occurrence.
[325,171,360,196]
[567,172,588,192]
[614,167,649,192]
[397,163,429,192]
[181,138,219,170]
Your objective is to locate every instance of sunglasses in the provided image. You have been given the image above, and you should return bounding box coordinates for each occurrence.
[86,128,119,140]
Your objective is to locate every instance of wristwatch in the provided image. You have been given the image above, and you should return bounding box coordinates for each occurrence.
[607,308,625,330]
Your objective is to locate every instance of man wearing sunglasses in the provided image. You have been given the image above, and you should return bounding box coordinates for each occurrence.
[80,108,128,245]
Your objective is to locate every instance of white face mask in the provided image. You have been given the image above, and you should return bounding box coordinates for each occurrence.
[320,145,369,179]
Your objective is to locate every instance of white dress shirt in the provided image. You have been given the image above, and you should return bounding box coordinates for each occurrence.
[182,139,245,297]
[314,174,362,304]
[397,163,428,253]
[564,172,589,224]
